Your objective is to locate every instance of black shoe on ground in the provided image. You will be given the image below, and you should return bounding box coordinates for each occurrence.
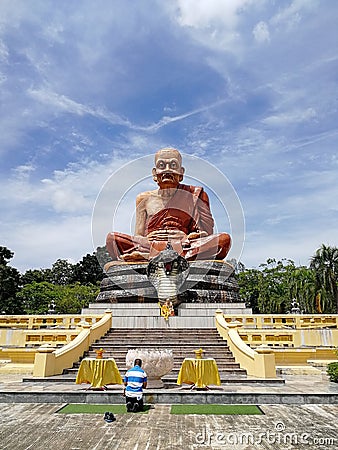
[104,412,116,423]
[126,402,133,412]
[132,402,140,412]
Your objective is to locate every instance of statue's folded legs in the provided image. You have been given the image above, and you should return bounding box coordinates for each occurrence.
[106,231,231,262]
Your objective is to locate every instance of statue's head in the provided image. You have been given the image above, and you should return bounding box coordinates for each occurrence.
[152,147,185,189]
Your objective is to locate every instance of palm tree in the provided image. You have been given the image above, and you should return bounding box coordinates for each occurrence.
[310,245,338,313]
[289,266,317,313]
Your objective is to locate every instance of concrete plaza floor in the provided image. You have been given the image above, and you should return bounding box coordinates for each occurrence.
[0,402,337,449]
[0,373,338,449]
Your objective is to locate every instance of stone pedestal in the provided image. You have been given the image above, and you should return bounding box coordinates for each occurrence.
[96,260,241,304]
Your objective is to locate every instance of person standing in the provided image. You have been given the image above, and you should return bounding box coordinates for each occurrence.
[123,358,147,412]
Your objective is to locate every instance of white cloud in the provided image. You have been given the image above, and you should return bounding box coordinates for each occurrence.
[8,215,93,272]
[173,0,255,52]
[28,88,132,127]
[0,39,9,62]
[253,21,270,43]
[270,0,318,29]
[1,156,135,271]
[28,86,230,133]
[176,0,251,29]
[262,107,317,126]
[42,23,65,44]
[1,158,131,215]
[241,225,338,268]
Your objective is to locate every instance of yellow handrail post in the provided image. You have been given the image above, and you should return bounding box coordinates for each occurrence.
[255,345,276,378]
[33,345,56,377]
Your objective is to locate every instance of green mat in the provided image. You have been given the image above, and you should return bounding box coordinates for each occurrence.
[57,404,150,414]
[170,404,263,415]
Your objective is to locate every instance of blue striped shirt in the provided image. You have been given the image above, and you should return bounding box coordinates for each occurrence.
[124,365,147,398]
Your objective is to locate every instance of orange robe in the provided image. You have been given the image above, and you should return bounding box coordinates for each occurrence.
[106,184,230,261]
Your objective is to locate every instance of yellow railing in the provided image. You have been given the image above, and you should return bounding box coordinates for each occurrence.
[0,329,80,367]
[221,314,338,329]
[0,314,105,352]
[0,314,103,329]
[33,311,112,377]
[220,314,338,349]
[216,311,338,371]
[238,330,295,347]
[215,310,276,378]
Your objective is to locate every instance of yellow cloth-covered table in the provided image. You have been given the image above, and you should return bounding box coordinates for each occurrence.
[177,358,221,389]
[75,358,123,389]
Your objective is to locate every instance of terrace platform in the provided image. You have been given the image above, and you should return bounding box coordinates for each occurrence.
[1,373,337,405]
[1,373,338,449]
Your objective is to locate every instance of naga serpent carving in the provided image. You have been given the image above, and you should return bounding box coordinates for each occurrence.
[147,243,190,307]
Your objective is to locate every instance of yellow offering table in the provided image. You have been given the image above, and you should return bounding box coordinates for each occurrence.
[177,358,221,389]
[76,358,123,389]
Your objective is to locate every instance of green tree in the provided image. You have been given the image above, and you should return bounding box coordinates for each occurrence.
[256,259,296,314]
[288,266,317,313]
[17,281,62,314]
[17,281,99,314]
[56,283,99,314]
[21,268,53,285]
[50,259,75,285]
[0,247,22,314]
[310,245,338,313]
[237,268,261,313]
[72,252,105,285]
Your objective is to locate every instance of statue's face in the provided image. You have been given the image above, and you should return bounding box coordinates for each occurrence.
[152,149,185,188]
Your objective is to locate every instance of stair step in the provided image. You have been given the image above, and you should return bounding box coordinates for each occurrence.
[91,343,228,347]
[63,327,248,381]
[84,353,235,359]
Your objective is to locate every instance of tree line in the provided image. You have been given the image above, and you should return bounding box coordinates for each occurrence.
[0,246,110,315]
[237,245,338,314]
[0,244,337,315]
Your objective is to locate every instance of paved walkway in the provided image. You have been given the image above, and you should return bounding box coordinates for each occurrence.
[0,402,337,449]
[0,373,338,449]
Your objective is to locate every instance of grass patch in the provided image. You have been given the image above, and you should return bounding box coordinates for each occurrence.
[57,404,150,414]
[170,404,263,415]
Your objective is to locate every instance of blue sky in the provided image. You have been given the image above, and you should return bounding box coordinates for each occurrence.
[1,0,337,272]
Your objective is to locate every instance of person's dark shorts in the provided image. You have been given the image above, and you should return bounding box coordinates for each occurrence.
[126,396,144,412]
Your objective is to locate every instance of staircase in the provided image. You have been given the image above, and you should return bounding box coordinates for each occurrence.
[65,327,247,385]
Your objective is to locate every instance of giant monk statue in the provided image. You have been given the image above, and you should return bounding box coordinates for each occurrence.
[106,148,231,262]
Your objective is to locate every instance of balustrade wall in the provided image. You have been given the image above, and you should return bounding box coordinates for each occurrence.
[219,314,338,349]
[222,314,338,330]
[0,314,102,330]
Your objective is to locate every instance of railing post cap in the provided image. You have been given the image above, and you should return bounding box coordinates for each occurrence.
[77,320,91,328]
[37,344,55,353]
[256,344,273,354]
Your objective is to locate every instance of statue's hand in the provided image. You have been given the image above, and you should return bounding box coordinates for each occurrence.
[147,229,188,242]
[187,231,208,240]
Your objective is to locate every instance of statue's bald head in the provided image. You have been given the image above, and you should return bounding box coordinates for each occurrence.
[155,147,182,165]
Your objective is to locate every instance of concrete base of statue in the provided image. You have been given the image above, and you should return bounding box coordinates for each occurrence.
[97,260,241,304]
[83,301,252,327]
